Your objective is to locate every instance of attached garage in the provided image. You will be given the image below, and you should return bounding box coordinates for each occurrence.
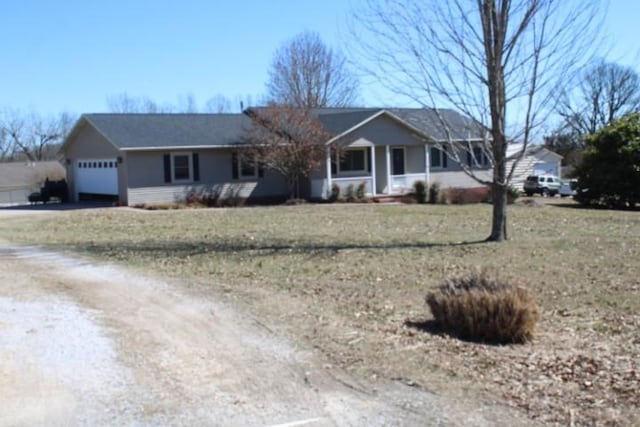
[75,159,119,200]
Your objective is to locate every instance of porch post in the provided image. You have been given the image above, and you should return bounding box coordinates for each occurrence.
[385,145,391,195]
[370,145,377,196]
[424,144,431,187]
[326,146,332,199]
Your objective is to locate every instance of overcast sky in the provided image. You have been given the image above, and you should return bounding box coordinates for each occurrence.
[0,0,637,116]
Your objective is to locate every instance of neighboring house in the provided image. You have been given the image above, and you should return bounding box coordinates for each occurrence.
[0,161,66,205]
[507,143,563,190]
[60,108,491,206]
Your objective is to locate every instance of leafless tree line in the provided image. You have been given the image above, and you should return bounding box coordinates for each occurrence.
[106,92,264,114]
[0,110,75,162]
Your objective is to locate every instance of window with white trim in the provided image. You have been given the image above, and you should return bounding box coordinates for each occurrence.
[172,153,192,181]
[241,157,258,178]
[338,149,367,173]
[430,146,448,169]
[467,146,490,168]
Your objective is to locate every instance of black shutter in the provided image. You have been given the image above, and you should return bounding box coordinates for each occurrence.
[331,150,336,175]
[367,147,372,172]
[163,154,171,183]
[231,152,238,179]
[467,150,472,166]
[258,162,264,178]
[192,153,200,181]
[443,147,448,168]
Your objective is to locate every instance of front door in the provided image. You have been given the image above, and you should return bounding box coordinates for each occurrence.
[392,147,405,175]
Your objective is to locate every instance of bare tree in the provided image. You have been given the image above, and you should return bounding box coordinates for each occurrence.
[106,92,174,113]
[0,127,12,161]
[0,110,74,161]
[204,94,233,113]
[177,93,198,113]
[351,0,601,241]
[267,31,359,108]
[244,105,333,198]
[558,60,640,136]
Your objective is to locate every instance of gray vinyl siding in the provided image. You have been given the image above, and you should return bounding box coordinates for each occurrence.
[335,114,426,147]
[125,148,288,205]
[430,170,491,189]
[404,145,425,173]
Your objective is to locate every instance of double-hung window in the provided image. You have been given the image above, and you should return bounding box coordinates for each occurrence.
[172,153,192,181]
[338,149,367,173]
[232,151,263,180]
[172,154,192,181]
[239,156,257,178]
[467,146,489,168]
[164,152,199,183]
[430,146,448,169]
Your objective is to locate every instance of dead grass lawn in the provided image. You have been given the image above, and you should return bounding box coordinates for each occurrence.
[1,202,638,425]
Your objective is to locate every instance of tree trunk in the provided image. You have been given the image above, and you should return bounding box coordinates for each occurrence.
[488,182,507,241]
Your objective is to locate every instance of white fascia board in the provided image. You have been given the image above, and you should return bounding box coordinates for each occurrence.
[120,145,242,151]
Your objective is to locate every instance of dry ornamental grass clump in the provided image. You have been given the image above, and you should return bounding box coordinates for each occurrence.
[426,272,539,344]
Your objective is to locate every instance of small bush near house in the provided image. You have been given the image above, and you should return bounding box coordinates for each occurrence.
[446,187,491,204]
[413,180,427,204]
[134,202,185,210]
[507,186,520,204]
[428,182,441,204]
[329,183,341,202]
[486,185,520,204]
[344,184,356,202]
[355,181,368,201]
[284,198,307,205]
[426,272,539,344]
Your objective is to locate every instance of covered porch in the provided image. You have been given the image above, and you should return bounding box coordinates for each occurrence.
[315,144,433,198]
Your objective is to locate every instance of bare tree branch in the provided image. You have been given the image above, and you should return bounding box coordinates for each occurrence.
[267,31,359,108]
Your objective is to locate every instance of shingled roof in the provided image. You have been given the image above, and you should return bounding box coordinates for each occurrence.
[65,108,485,151]
[79,114,251,150]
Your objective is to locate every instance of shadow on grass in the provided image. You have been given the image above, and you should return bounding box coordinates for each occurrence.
[0,201,115,212]
[403,318,523,346]
[78,238,489,259]
[404,319,443,335]
[547,201,639,211]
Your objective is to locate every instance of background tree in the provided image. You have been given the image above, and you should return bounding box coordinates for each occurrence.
[543,131,584,169]
[266,31,359,108]
[107,92,172,113]
[0,110,74,161]
[204,94,233,113]
[558,60,640,136]
[351,0,601,241]
[244,105,333,199]
[574,113,640,208]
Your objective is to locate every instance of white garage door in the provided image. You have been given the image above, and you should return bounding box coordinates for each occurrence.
[76,159,118,197]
